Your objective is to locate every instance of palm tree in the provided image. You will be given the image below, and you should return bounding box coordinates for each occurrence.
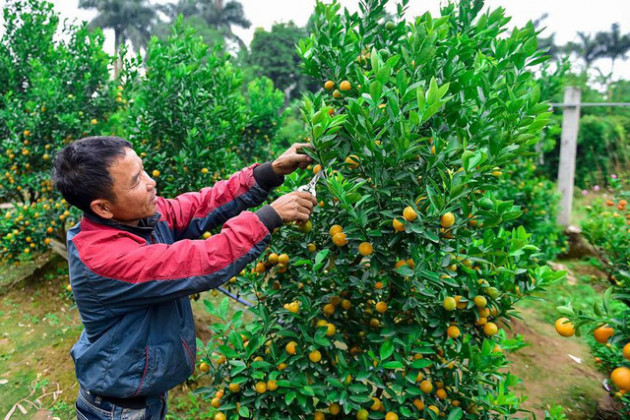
[79,0,158,74]
[565,32,608,69]
[161,0,251,50]
[598,23,630,74]
[157,0,198,20]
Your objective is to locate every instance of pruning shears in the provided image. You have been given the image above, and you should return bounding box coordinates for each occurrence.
[297,170,325,198]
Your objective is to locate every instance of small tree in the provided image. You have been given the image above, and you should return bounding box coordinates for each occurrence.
[0,0,119,263]
[195,1,564,418]
[120,17,285,197]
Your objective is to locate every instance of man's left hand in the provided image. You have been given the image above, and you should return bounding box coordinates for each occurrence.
[271,143,314,175]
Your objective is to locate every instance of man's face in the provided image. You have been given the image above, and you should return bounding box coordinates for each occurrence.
[105,148,158,226]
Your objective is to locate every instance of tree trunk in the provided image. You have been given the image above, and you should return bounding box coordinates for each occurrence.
[228,30,247,51]
[114,28,123,78]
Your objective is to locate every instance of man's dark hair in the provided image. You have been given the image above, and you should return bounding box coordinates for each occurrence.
[52,136,132,214]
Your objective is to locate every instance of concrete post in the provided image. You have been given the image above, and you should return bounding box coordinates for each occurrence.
[557,87,581,226]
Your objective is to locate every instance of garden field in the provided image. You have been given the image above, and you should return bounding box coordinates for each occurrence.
[1,0,629,419]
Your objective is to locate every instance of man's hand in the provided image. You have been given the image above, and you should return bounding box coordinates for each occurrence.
[270,191,318,224]
[271,143,314,175]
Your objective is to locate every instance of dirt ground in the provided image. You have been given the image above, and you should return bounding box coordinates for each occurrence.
[506,306,614,419]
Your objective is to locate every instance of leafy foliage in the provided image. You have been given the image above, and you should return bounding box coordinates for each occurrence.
[0,4,286,262]
[496,161,566,261]
[542,112,630,188]
[120,17,285,197]
[556,176,629,414]
[194,1,565,418]
[0,0,119,262]
[581,176,629,286]
[249,23,318,100]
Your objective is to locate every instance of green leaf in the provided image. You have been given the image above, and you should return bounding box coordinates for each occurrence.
[314,249,330,271]
[603,287,612,314]
[285,391,296,405]
[417,86,426,110]
[502,210,522,221]
[376,67,391,84]
[422,230,440,243]
[447,407,463,420]
[382,361,404,369]
[556,306,575,317]
[426,183,444,211]
[397,265,414,276]
[422,101,445,122]
[427,77,439,105]
[312,110,325,125]
[301,385,315,396]
[409,110,420,125]
[369,81,383,101]
[410,359,432,369]
[380,341,394,360]
[522,37,537,55]
[218,345,238,358]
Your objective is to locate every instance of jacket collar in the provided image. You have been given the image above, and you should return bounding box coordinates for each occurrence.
[84,212,161,237]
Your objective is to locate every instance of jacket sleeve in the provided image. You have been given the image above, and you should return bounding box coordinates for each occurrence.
[72,211,280,309]
[157,162,284,241]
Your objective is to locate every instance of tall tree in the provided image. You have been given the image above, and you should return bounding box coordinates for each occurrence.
[153,15,225,48]
[161,0,251,50]
[597,23,630,74]
[248,22,316,102]
[565,32,608,69]
[78,0,158,74]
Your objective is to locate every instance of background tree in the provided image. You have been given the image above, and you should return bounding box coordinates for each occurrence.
[153,15,225,48]
[565,32,609,70]
[248,22,317,103]
[160,0,251,50]
[78,0,158,74]
[597,23,630,75]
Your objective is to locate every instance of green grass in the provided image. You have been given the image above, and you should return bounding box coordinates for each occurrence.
[0,269,81,418]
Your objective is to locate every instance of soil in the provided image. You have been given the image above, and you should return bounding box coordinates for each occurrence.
[506,306,619,419]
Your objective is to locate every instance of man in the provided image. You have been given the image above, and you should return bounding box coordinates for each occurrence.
[52,136,317,419]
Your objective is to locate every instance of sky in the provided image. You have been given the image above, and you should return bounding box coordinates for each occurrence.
[2,0,630,80]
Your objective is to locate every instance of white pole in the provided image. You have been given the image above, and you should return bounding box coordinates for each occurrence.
[557,87,581,226]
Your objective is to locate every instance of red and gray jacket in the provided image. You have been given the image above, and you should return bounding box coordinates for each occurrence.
[67,162,284,398]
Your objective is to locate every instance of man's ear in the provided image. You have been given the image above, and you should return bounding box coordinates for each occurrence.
[90,199,114,219]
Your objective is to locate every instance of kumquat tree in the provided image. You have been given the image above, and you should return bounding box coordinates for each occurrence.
[195,0,565,418]
[0,0,119,264]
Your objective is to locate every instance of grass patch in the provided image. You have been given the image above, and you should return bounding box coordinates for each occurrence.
[0,266,81,418]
